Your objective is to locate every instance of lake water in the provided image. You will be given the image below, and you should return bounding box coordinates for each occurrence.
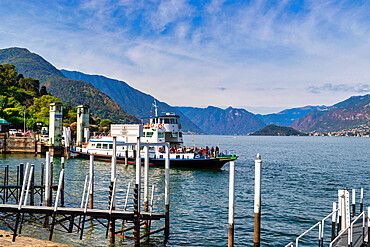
[0,135,369,246]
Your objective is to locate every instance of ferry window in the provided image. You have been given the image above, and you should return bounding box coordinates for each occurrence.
[158,132,164,138]
[154,119,157,124]
[91,143,96,148]
[171,132,177,138]
[164,119,170,124]
[103,144,108,149]
[109,144,113,149]
[179,132,182,137]
[147,132,153,137]
[96,143,101,149]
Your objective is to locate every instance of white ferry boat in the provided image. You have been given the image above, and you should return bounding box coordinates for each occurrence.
[71,112,237,169]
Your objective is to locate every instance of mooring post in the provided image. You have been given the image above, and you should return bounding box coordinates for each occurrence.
[61,157,65,207]
[331,202,336,241]
[30,164,35,206]
[45,152,51,206]
[144,145,150,232]
[109,137,116,245]
[5,165,8,202]
[360,188,363,213]
[164,143,170,238]
[41,162,44,205]
[20,163,24,194]
[352,189,356,217]
[2,166,5,204]
[228,160,235,247]
[337,192,342,234]
[133,137,142,246]
[125,149,128,166]
[49,156,54,205]
[367,206,370,246]
[16,166,19,203]
[254,154,262,247]
[144,145,149,212]
[89,155,94,209]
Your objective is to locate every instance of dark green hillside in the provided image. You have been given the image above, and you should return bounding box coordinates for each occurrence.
[61,70,202,133]
[0,47,138,123]
[251,125,307,136]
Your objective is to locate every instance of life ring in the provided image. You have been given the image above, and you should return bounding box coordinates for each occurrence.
[145,123,149,128]
[151,123,155,128]
[158,124,163,129]
[179,124,182,129]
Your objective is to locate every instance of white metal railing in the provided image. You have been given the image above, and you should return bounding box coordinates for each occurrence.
[330,210,366,247]
[291,206,339,247]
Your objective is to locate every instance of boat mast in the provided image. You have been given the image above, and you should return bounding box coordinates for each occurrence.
[153,100,158,117]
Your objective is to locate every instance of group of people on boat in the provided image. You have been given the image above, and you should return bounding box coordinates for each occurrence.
[158,146,220,157]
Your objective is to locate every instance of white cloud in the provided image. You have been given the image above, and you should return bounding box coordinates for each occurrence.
[0,0,369,113]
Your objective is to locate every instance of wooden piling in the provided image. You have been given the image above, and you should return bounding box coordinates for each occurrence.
[228,160,235,247]
[254,154,262,247]
[30,164,35,206]
[331,202,336,241]
[360,188,363,213]
[5,166,8,203]
[352,189,356,217]
[45,152,51,206]
[61,157,65,207]
[2,166,6,204]
[125,149,128,166]
[49,156,53,205]
[41,163,44,205]
[89,155,94,209]
[144,145,150,232]
[164,144,170,238]
[135,137,141,208]
[109,137,116,245]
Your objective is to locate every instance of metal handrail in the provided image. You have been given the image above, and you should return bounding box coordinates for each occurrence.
[321,208,339,245]
[109,177,117,214]
[23,165,34,206]
[53,169,65,212]
[296,221,321,247]
[284,242,294,247]
[18,163,30,210]
[123,182,130,211]
[329,211,366,247]
[80,175,88,208]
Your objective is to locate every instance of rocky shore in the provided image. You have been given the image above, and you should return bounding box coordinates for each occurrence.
[0,230,70,247]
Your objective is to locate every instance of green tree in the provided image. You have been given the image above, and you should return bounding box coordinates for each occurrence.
[28,95,62,126]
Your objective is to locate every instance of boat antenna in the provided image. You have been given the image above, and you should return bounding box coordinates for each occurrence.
[152,100,158,117]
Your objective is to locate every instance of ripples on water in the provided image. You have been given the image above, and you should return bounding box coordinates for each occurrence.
[0,136,369,246]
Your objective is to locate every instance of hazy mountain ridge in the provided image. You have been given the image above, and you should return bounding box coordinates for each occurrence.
[290,94,370,132]
[0,47,138,123]
[60,70,202,133]
[176,106,266,135]
[256,105,327,126]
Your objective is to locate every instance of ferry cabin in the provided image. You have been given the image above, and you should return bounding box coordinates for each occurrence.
[142,113,183,148]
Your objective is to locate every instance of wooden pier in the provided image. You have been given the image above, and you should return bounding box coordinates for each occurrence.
[0,143,171,246]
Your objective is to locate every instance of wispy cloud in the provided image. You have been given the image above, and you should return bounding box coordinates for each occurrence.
[307,83,370,94]
[0,0,369,113]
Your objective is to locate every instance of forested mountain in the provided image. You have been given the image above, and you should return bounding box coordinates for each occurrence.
[0,47,138,123]
[256,105,326,126]
[250,125,307,136]
[290,94,370,133]
[176,106,266,135]
[60,70,202,133]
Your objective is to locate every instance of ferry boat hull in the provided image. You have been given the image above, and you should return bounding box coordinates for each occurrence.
[70,150,235,170]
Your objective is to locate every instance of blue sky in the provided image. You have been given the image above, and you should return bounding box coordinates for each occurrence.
[0,0,369,114]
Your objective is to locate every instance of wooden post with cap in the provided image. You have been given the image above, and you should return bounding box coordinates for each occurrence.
[254,154,262,247]
[228,160,235,247]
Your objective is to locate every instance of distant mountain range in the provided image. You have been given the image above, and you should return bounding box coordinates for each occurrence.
[176,106,266,135]
[0,47,138,123]
[1,47,369,136]
[256,105,326,126]
[290,94,370,133]
[60,70,202,133]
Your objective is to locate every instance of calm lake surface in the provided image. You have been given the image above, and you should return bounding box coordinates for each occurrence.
[0,135,369,246]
